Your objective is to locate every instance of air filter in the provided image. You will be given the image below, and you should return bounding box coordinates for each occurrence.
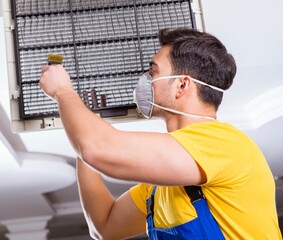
[3,0,203,132]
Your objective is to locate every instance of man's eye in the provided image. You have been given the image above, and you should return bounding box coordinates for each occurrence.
[148,68,155,77]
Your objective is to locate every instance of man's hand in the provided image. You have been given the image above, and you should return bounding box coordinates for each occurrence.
[40,64,74,101]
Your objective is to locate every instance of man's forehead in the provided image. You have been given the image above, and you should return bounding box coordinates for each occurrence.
[155,45,171,58]
[151,45,172,69]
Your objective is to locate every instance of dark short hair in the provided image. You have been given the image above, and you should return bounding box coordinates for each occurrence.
[158,27,237,110]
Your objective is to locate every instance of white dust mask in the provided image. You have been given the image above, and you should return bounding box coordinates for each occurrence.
[133,72,225,119]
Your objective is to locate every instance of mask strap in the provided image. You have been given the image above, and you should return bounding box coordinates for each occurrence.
[190,77,225,93]
[152,75,225,93]
[149,102,216,120]
[151,75,185,83]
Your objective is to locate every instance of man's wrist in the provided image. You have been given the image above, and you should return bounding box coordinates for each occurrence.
[54,87,78,102]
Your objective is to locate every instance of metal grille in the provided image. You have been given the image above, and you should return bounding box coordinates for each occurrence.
[12,0,194,119]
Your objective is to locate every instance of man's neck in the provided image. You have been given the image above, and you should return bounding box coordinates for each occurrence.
[165,112,216,132]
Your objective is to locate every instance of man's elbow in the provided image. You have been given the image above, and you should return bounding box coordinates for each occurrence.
[80,142,103,169]
[80,138,120,177]
[89,230,103,240]
[89,227,116,240]
[85,217,106,240]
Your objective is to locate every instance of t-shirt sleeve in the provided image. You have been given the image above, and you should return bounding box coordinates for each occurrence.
[168,123,253,187]
[129,183,149,215]
[168,130,215,184]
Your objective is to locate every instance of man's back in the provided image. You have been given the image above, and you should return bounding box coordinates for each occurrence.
[130,120,282,239]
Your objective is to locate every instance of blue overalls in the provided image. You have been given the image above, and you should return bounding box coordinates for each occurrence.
[146,186,226,240]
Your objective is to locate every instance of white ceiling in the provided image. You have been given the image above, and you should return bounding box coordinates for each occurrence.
[0,0,283,239]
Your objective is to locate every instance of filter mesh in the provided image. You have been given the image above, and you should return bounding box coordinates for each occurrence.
[13,0,194,119]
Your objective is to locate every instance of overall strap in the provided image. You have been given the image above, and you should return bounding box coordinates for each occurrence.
[184,185,205,203]
[146,186,157,240]
[184,186,226,239]
[147,186,157,218]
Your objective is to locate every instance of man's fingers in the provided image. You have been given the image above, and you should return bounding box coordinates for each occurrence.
[41,65,49,74]
[40,65,49,89]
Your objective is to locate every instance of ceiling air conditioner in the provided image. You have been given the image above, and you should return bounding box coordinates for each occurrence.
[2,0,203,132]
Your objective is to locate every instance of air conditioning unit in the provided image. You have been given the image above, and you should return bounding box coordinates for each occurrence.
[2,0,204,132]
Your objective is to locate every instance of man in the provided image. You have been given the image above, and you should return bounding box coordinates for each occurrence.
[40,28,282,239]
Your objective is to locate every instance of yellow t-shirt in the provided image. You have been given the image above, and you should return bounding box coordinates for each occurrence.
[130,121,282,240]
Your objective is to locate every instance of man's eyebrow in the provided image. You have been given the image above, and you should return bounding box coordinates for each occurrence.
[149,61,159,68]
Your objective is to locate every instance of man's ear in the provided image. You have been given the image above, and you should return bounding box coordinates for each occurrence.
[176,76,190,98]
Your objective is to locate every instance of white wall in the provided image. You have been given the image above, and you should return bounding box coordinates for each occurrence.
[201,0,283,68]
[199,0,283,128]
